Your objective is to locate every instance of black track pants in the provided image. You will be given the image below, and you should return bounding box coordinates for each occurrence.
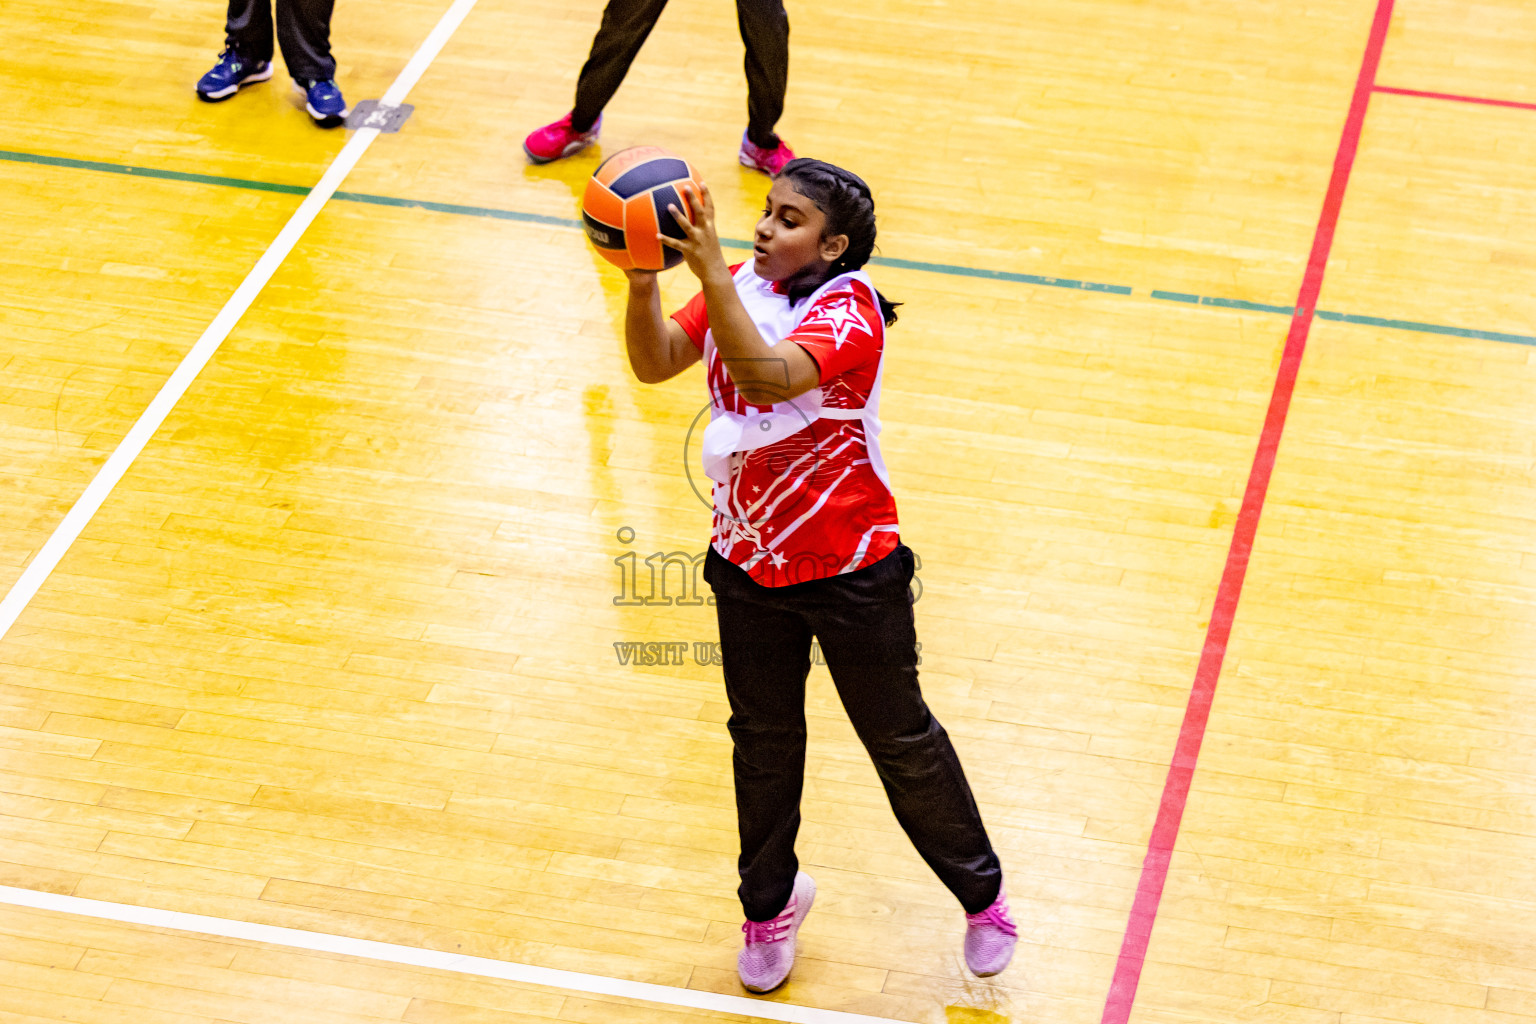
[226,0,336,82]
[571,0,788,148]
[705,544,1003,921]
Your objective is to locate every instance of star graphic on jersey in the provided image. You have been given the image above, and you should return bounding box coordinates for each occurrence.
[802,292,871,349]
[768,550,788,568]
[724,518,764,550]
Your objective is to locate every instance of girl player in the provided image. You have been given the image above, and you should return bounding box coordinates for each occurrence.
[622,159,1016,992]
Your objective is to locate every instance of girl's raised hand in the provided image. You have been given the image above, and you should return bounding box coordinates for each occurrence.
[661,182,730,285]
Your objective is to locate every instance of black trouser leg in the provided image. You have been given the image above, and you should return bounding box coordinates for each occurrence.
[811,546,1002,914]
[571,0,672,133]
[706,545,1003,921]
[275,0,337,82]
[735,0,788,148]
[225,0,275,64]
[706,548,814,922]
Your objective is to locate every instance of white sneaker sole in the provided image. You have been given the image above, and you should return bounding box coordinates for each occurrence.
[291,81,348,125]
[197,65,273,101]
[523,135,598,165]
[305,101,350,123]
[738,150,790,176]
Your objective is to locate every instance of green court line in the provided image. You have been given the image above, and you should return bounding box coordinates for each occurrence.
[5,147,1531,346]
[1149,288,1536,346]
[1148,290,1295,316]
[0,149,311,196]
[330,189,584,230]
[326,187,1132,293]
[871,256,1131,293]
[1313,309,1536,345]
[1,149,1127,293]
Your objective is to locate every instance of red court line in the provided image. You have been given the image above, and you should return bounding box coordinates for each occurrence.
[1374,84,1536,112]
[1098,2,1396,1021]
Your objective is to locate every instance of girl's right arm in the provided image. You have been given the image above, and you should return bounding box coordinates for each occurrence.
[624,270,702,384]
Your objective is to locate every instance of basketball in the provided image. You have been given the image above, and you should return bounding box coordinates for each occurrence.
[581,146,706,271]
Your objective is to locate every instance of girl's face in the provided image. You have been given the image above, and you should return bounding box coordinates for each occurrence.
[752,179,849,286]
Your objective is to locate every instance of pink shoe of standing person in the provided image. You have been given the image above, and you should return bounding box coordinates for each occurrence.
[738,129,796,175]
[523,111,602,164]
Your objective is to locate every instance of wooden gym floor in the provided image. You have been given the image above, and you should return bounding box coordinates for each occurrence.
[3,0,1536,1021]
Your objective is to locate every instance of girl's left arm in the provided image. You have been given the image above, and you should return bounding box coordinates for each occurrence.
[662,184,821,406]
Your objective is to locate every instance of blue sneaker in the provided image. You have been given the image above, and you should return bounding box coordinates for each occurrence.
[196,49,273,102]
[293,78,349,127]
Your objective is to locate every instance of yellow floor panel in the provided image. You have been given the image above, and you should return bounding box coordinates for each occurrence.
[0,162,303,595]
[1130,312,1536,1022]
[0,902,789,1024]
[3,0,1536,1021]
[0,192,1285,1019]
[345,0,1383,307]
[0,0,431,182]
[1379,0,1536,104]
[1323,94,1536,336]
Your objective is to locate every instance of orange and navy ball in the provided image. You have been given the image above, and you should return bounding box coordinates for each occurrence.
[581,146,706,271]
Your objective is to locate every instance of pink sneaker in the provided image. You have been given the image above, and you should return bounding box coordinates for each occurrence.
[964,886,1017,977]
[738,130,796,175]
[523,112,601,164]
[738,872,815,993]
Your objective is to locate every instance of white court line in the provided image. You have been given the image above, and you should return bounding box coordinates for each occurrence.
[0,0,479,644]
[0,886,907,1024]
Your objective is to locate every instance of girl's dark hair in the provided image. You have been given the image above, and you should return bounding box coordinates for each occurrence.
[776,158,901,327]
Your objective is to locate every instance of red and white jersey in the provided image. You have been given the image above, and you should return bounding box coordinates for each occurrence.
[671,262,900,587]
